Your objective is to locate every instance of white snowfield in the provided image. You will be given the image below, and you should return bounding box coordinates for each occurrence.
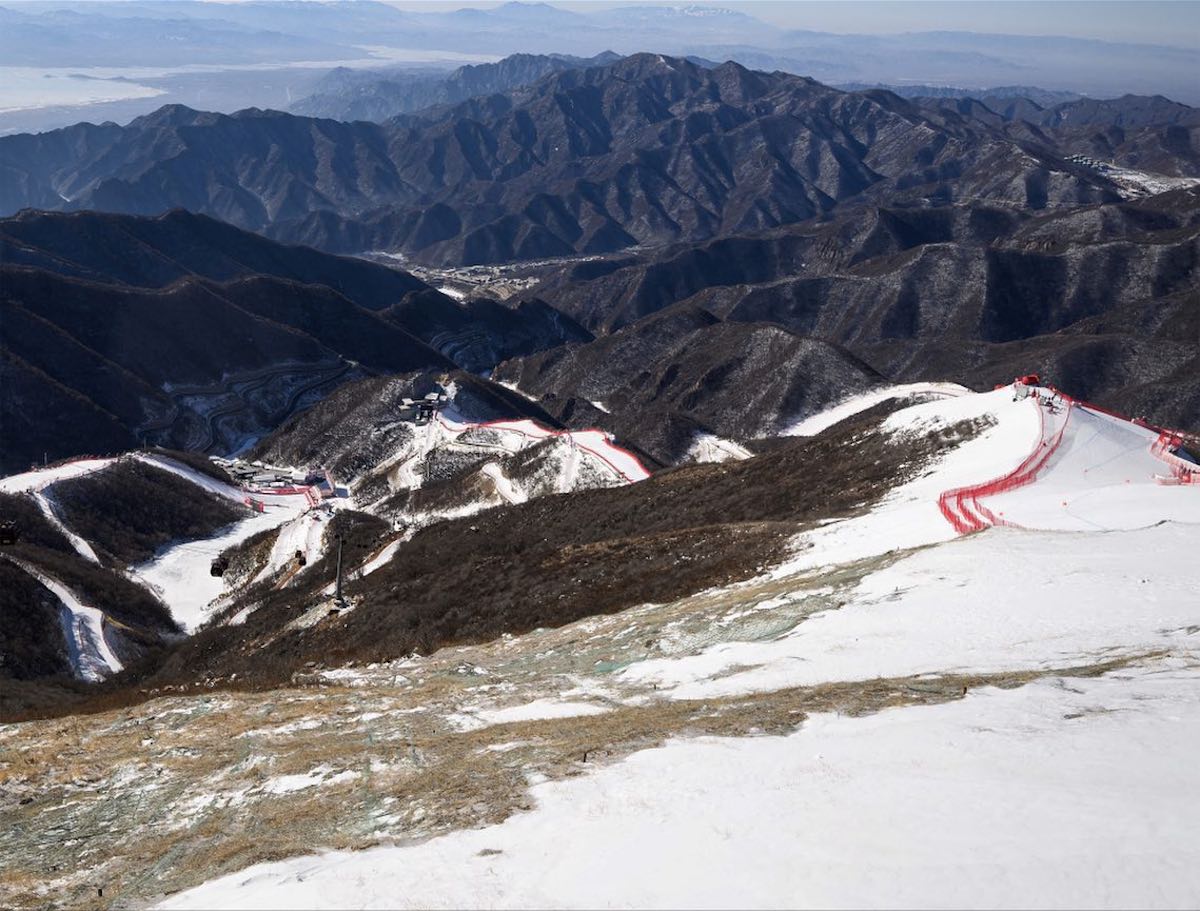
[159,666,1200,911]
[161,384,1200,910]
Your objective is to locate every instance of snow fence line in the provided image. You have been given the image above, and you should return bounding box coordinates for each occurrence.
[937,380,1199,534]
[436,414,651,483]
[1151,432,1200,485]
[937,394,1072,534]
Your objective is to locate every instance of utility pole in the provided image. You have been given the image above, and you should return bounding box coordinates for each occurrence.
[334,534,345,608]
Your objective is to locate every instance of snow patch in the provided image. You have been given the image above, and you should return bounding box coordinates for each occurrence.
[686,432,751,464]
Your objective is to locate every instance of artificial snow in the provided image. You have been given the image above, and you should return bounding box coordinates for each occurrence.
[15,561,122,682]
[620,522,1199,700]
[133,494,312,632]
[686,432,752,464]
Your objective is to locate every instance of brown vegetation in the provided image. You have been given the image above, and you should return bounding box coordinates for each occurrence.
[110,409,982,702]
[47,460,245,567]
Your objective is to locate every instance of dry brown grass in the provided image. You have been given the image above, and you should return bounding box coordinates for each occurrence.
[0,642,1151,911]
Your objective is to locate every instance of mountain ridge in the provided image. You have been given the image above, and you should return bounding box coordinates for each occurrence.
[0,54,1134,266]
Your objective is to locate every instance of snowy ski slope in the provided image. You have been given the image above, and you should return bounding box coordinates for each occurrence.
[159,379,1200,910]
[435,410,650,485]
[11,560,123,682]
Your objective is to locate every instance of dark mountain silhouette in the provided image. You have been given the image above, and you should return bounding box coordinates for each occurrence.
[523,188,1200,432]
[0,210,588,472]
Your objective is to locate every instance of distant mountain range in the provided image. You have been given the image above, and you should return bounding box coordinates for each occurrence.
[2,1,1197,103]
[836,84,1085,106]
[291,52,622,122]
[3,54,1163,267]
[2,53,1198,471]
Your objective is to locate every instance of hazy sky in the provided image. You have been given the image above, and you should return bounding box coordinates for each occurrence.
[385,1,1200,50]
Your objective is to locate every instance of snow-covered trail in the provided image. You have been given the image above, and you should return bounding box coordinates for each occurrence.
[0,456,116,494]
[776,384,1199,574]
[256,508,333,589]
[158,662,1200,911]
[1,457,117,563]
[132,453,252,504]
[128,455,317,631]
[974,398,1200,532]
[134,494,313,633]
[776,386,1044,573]
[783,382,970,437]
[32,489,100,563]
[436,412,651,484]
[480,462,527,505]
[10,560,123,681]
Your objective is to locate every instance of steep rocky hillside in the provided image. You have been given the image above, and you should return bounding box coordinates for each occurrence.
[494,304,884,464]
[525,189,1200,432]
[0,211,588,472]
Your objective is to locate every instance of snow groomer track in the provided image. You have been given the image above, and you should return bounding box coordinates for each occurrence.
[940,381,1200,534]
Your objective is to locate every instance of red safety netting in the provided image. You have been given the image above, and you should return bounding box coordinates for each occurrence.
[938,378,1199,533]
[1151,432,1200,485]
[937,395,1073,534]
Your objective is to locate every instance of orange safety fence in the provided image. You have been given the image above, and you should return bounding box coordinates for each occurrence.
[939,378,1200,533]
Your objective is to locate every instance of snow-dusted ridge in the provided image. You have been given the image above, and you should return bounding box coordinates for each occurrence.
[782,381,969,437]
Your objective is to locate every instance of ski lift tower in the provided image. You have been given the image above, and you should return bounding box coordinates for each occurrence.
[0,520,20,546]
